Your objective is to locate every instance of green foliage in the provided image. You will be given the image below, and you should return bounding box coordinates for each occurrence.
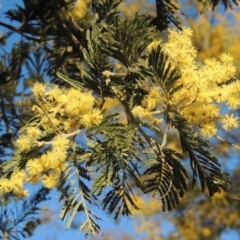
[92,0,122,22]
[0,0,238,238]
[153,0,182,30]
[43,14,230,235]
[166,113,230,195]
[0,187,49,239]
[199,0,239,12]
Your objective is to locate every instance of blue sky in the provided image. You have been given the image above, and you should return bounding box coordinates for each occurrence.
[1,1,240,240]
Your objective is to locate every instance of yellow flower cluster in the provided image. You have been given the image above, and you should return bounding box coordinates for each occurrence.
[0,170,28,198]
[0,84,103,197]
[31,83,103,131]
[132,87,163,125]
[137,28,240,138]
[70,0,91,20]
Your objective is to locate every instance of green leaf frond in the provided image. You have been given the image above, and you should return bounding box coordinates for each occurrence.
[148,47,182,95]
[153,0,182,31]
[130,46,182,93]
[0,187,50,239]
[85,117,142,218]
[57,71,84,90]
[142,139,188,211]
[166,112,230,196]
[57,153,101,237]
[99,14,156,66]
[199,0,238,13]
[92,0,122,23]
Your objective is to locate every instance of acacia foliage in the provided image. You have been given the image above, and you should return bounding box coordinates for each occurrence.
[0,0,239,238]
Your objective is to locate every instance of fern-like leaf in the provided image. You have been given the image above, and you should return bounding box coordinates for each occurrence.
[166,112,230,196]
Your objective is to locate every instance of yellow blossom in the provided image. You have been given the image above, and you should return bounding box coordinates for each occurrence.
[222,113,239,131]
[58,93,68,106]
[42,171,59,189]
[142,87,161,111]
[225,94,240,110]
[27,127,41,138]
[164,28,197,67]
[182,105,201,124]
[11,170,26,191]
[41,150,67,170]
[46,86,62,101]
[71,0,90,20]
[16,135,31,152]
[64,119,80,131]
[204,58,219,68]
[212,87,228,103]
[89,109,103,125]
[66,88,82,100]
[220,53,234,64]
[65,100,82,116]
[142,96,158,111]
[80,113,92,127]
[31,104,44,115]
[78,92,95,113]
[32,82,45,98]
[201,121,217,138]
[41,115,60,129]
[131,106,146,118]
[205,104,220,118]
[0,178,13,193]
[223,64,236,79]
[26,158,43,176]
[149,87,161,100]
[52,135,70,151]
[40,152,53,170]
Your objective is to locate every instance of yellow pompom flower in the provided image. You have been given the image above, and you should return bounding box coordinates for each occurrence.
[89,109,103,125]
[58,93,68,106]
[11,170,26,191]
[65,100,82,116]
[222,113,239,131]
[26,158,43,176]
[78,92,95,113]
[142,97,157,111]
[71,0,91,20]
[67,88,82,100]
[32,82,45,98]
[0,178,13,193]
[131,106,146,118]
[201,121,217,138]
[52,135,70,151]
[220,53,234,64]
[80,113,92,127]
[226,94,240,110]
[31,104,44,115]
[46,86,62,101]
[16,135,31,152]
[27,127,41,139]
[41,150,67,170]
[42,171,59,189]
[64,118,79,131]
